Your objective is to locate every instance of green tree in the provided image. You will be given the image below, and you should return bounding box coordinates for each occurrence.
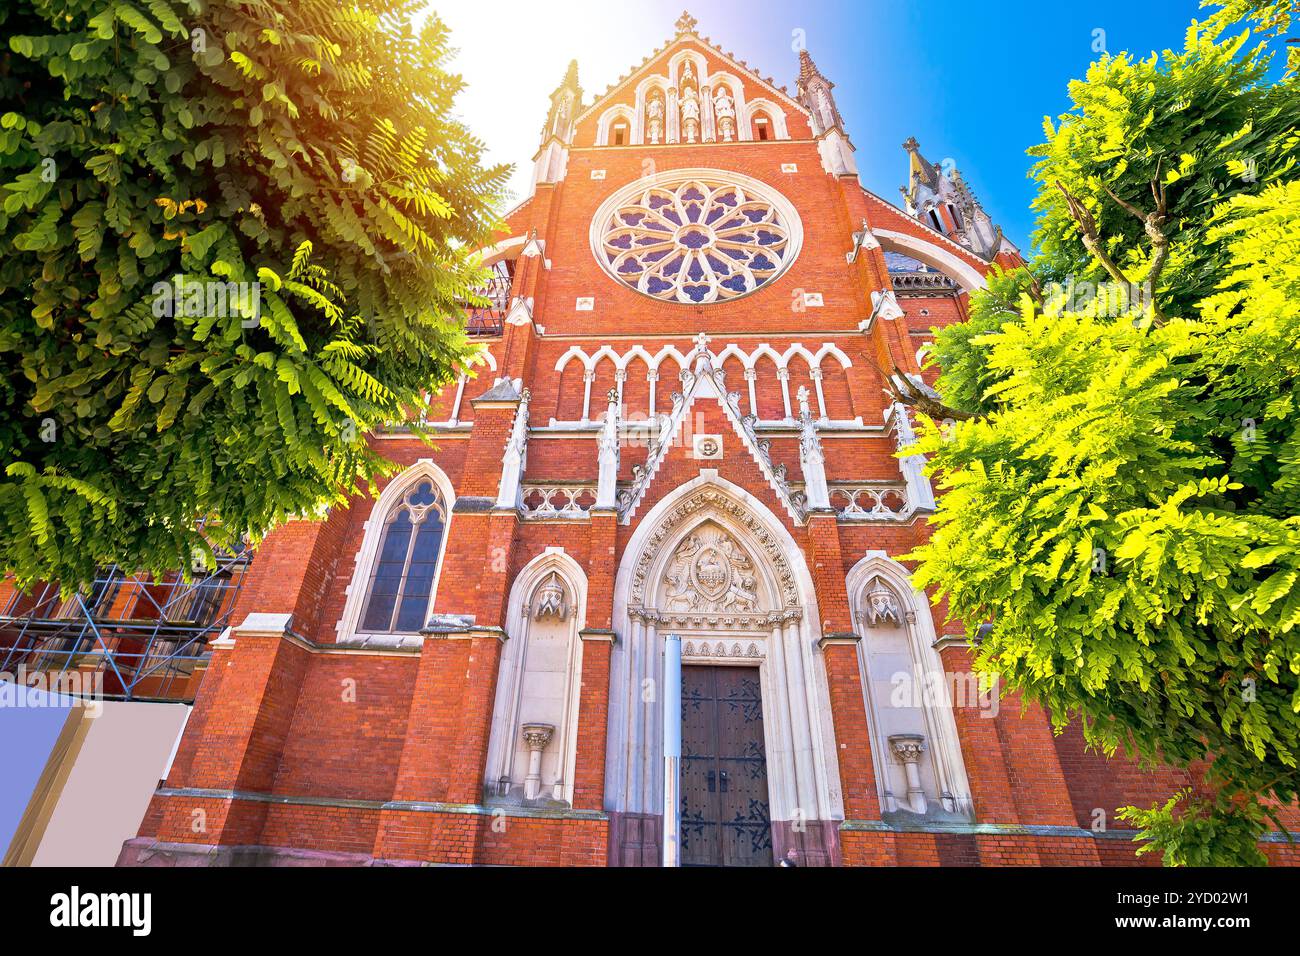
[0,1,507,587]
[903,2,1300,865]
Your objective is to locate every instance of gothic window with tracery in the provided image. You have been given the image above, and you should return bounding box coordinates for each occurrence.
[359,480,447,633]
[593,173,800,304]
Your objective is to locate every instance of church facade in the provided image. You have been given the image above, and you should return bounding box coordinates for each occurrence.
[116,13,1256,868]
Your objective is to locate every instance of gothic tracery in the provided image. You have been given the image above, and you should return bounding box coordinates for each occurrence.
[594,172,799,304]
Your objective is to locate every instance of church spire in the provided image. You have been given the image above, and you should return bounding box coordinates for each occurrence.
[794,48,855,176]
[795,49,844,137]
[532,60,582,188]
[900,137,1017,262]
[541,59,582,148]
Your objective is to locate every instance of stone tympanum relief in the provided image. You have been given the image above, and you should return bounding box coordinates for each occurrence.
[662,526,761,613]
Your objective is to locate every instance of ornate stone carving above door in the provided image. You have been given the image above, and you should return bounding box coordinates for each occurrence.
[662,526,761,613]
[629,489,799,610]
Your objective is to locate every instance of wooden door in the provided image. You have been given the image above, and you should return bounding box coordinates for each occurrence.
[680,664,772,866]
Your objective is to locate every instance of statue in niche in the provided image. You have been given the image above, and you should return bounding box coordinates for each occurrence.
[680,85,700,142]
[814,86,836,132]
[647,94,664,144]
[714,87,736,141]
[552,94,571,138]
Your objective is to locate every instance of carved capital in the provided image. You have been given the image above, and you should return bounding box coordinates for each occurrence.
[889,733,927,764]
[521,723,555,752]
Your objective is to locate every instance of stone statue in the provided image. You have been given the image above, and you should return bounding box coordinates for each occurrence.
[714,88,736,141]
[680,85,700,142]
[714,88,735,120]
[815,86,835,132]
[680,86,700,122]
[647,95,664,144]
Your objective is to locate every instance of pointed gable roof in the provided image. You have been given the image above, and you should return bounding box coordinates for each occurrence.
[618,346,805,525]
[573,13,808,128]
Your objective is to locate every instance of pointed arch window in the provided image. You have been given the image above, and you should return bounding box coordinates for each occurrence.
[359,480,447,633]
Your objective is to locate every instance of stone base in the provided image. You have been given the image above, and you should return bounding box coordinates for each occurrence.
[117,838,390,867]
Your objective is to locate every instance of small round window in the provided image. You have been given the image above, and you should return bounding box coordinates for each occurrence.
[591,169,802,304]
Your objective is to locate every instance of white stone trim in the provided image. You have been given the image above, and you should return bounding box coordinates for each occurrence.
[485,548,587,807]
[594,104,637,146]
[573,34,808,130]
[553,340,852,375]
[437,348,497,427]
[846,551,974,819]
[742,97,790,140]
[607,472,843,824]
[872,228,987,292]
[616,355,803,524]
[477,235,527,268]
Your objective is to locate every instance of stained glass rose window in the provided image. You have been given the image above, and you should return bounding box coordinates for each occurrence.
[591,170,802,304]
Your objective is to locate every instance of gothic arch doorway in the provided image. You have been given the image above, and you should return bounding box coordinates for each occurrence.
[606,473,844,866]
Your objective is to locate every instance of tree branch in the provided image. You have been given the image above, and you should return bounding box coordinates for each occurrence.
[1054,180,1132,291]
[886,362,978,422]
[1101,179,1170,322]
[1025,268,1045,310]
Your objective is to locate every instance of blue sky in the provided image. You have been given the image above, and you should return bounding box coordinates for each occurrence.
[432,0,1264,251]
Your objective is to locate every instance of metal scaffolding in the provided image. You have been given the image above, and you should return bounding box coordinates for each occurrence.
[465,258,512,337]
[0,547,250,703]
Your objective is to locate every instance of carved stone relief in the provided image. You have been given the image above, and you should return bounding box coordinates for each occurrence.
[661,526,761,614]
[864,586,903,627]
[630,491,799,611]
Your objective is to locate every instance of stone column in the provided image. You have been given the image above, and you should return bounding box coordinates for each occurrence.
[522,723,554,799]
[889,734,928,814]
[595,388,620,509]
[809,367,827,420]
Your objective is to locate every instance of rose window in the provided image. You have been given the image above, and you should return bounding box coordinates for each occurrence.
[592,172,801,304]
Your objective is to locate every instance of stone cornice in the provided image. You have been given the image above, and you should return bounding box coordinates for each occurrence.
[817,631,861,650]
